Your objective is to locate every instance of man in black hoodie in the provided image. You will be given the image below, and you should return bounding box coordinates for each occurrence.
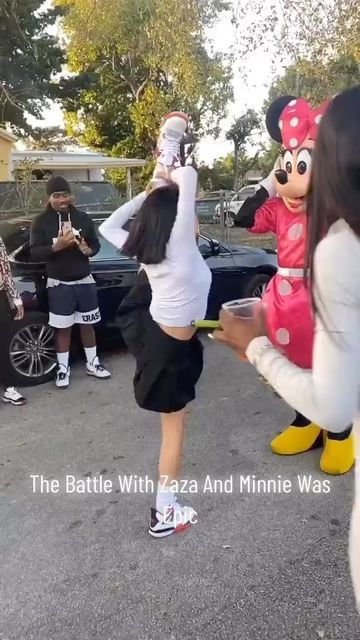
[30,177,111,388]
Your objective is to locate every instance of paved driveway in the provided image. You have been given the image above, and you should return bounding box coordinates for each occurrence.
[1,339,359,639]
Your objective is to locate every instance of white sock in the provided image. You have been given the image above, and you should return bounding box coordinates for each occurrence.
[156,482,177,514]
[57,352,69,370]
[84,346,98,365]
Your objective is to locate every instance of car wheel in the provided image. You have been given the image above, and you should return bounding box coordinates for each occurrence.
[5,312,57,387]
[245,273,271,299]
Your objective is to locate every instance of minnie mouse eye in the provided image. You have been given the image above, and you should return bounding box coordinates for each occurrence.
[296,149,312,175]
[282,150,293,174]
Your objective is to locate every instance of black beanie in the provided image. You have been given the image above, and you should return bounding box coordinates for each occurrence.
[46,176,71,196]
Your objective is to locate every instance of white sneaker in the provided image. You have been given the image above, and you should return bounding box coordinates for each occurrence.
[155,111,188,167]
[148,504,197,538]
[56,365,70,389]
[2,387,26,406]
[86,359,111,379]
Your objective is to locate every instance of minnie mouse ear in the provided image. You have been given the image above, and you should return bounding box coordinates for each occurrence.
[266,95,297,142]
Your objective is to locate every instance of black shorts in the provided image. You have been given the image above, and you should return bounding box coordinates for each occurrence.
[117,273,204,413]
[47,282,101,328]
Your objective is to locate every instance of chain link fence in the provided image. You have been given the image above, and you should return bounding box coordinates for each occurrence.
[197,190,276,250]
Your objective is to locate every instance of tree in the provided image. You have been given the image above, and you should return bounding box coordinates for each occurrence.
[233,0,360,74]
[198,154,235,192]
[266,56,360,107]
[257,142,280,177]
[56,0,233,189]
[226,109,261,190]
[0,1,63,134]
[198,152,266,192]
[28,127,77,151]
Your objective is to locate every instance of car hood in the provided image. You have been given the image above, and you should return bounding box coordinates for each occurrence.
[227,243,276,256]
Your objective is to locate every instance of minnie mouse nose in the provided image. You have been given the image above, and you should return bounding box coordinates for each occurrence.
[275,169,288,185]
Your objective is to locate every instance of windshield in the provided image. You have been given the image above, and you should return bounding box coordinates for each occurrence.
[91,227,222,262]
[90,223,130,262]
[0,181,122,221]
[232,187,256,202]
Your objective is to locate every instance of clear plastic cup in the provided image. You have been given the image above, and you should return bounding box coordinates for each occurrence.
[221,297,260,318]
[221,298,261,361]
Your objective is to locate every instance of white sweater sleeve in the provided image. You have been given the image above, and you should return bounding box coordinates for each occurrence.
[246,234,360,432]
[98,192,147,250]
[169,166,198,242]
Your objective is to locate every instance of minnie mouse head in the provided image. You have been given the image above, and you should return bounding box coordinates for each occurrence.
[266,95,329,212]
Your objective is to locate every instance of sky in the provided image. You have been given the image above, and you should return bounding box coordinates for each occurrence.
[27,1,282,164]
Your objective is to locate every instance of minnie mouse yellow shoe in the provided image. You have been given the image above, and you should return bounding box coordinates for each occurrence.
[271,424,322,455]
[320,433,355,475]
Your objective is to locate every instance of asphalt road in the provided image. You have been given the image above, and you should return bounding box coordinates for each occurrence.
[1,337,359,640]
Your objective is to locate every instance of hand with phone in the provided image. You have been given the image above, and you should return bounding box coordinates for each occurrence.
[52,222,77,253]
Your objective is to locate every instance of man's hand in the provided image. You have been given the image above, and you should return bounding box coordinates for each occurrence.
[78,238,92,256]
[52,230,77,252]
[213,305,268,357]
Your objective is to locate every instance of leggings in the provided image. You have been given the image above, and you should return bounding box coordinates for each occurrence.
[291,411,352,440]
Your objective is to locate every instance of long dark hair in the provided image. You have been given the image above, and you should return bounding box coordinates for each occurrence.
[122,184,179,264]
[306,86,360,303]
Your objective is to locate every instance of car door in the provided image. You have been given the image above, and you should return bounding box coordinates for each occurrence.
[90,233,138,335]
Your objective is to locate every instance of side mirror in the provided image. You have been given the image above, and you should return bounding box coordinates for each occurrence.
[211,240,220,255]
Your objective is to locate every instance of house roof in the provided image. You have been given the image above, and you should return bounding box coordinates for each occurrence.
[11,150,146,169]
[0,129,18,143]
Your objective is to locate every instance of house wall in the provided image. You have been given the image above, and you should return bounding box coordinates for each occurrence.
[0,138,13,180]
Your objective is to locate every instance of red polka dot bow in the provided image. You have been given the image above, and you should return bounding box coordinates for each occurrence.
[279,98,330,149]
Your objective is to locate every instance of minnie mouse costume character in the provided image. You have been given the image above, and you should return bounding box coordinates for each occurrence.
[235,95,354,475]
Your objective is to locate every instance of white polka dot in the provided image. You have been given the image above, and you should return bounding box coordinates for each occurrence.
[288,100,297,106]
[276,328,290,345]
[289,137,298,148]
[288,222,304,240]
[315,114,322,124]
[278,279,292,296]
[279,119,283,129]
[290,117,299,127]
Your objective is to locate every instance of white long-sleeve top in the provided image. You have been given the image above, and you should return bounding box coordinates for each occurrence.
[246,218,360,609]
[99,166,212,327]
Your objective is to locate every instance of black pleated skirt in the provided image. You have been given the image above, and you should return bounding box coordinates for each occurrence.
[117,270,204,413]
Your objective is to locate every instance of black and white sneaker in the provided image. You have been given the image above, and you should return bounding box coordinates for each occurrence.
[148,504,197,538]
[86,359,111,379]
[2,387,27,406]
[56,365,70,389]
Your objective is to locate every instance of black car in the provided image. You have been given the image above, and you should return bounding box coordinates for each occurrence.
[6,223,277,387]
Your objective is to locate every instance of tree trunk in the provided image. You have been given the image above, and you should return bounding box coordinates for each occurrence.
[233,143,239,191]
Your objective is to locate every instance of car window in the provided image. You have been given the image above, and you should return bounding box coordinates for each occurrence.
[72,183,121,211]
[238,187,256,198]
[90,225,128,262]
[228,187,256,204]
[198,234,227,255]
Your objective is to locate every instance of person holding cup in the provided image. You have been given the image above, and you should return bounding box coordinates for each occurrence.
[213,86,360,611]
[231,94,354,475]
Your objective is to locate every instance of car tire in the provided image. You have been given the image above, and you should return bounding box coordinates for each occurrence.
[244,273,272,299]
[5,312,57,387]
